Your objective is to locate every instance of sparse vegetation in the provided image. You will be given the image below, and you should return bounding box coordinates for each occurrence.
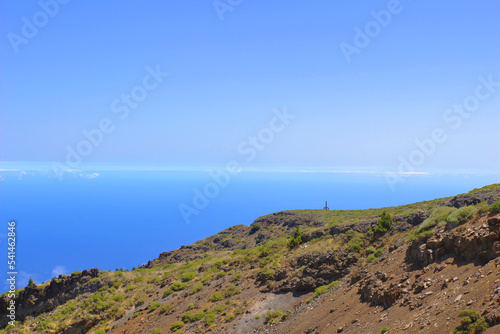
[312,281,341,299]
[250,223,261,235]
[288,226,303,249]
[454,309,489,334]
[4,184,499,334]
[149,301,161,312]
[181,271,197,282]
[446,206,477,226]
[373,211,392,234]
[489,200,500,214]
[170,321,184,331]
[265,310,284,324]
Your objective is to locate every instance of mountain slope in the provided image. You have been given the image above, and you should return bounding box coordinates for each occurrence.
[2,184,500,334]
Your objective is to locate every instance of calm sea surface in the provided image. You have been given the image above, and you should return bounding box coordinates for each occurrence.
[1,170,498,290]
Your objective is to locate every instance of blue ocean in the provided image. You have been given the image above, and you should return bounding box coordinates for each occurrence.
[1,170,499,291]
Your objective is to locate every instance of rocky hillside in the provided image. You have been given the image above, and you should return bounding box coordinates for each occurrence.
[2,184,500,334]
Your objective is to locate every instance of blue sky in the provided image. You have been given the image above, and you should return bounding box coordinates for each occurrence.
[1,0,499,173]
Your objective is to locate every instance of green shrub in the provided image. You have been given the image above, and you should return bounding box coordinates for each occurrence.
[191,282,204,294]
[133,311,141,318]
[489,200,500,214]
[312,281,341,298]
[214,303,227,314]
[366,254,377,263]
[420,206,456,231]
[182,310,205,323]
[380,327,388,334]
[160,303,171,314]
[312,285,329,298]
[250,223,261,235]
[201,274,213,285]
[181,271,197,282]
[232,271,242,282]
[265,310,283,324]
[366,246,376,254]
[187,303,194,310]
[170,321,184,331]
[147,329,162,334]
[95,330,105,334]
[204,312,216,325]
[287,226,303,249]
[163,288,173,298]
[132,276,144,283]
[454,309,489,334]
[112,294,125,302]
[373,211,392,234]
[170,281,187,291]
[149,301,161,312]
[446,206,477,226]
[209,292,223,302]
[224,285,241,298]
[346,231,364,253]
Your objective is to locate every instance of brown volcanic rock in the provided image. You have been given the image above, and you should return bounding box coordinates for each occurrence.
[358,274,403,308]
[266,250,358,292]
[406,214,500,267]
[0,269,101,327]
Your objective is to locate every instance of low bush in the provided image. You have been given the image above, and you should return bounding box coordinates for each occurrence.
[209,292,223,302]
[287,226,303,249]
[454,309,489,334]
[160,303,171,314]
[204,312,216,325]
[265,310,283,324]
[373,211,392,234]
[149,301,161,312]
[224,285,241,298]
[420,206,456,231]
[182,311,205,323]
[181,271,197,282]
[312,281,341,299]
[170,321,184,331]
[489,200,500,214]
[446,206,477,226]
[190,282,204,294]
[345,231,364,253]
[147,329,161,334]
[249,223,261,235]
[170,281,187,291]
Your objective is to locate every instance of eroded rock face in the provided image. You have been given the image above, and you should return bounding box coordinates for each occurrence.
[0,269,101,327]
[406,214,500,267]
[261,250,358,292]
[358,274,403,309]
[254,211,324,229]
[445,190,500,208]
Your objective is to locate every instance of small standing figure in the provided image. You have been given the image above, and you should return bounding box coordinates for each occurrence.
[323,201,329,210]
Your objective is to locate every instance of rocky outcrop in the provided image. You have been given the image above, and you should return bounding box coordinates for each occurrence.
[395,211,430,226]
[329,211,430,236]
[261,250,358,292]
[254,211,324,229]
[358,271,403,308]
[406,214,500,267]
[0,269,101,327]
[445,189,500,208]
